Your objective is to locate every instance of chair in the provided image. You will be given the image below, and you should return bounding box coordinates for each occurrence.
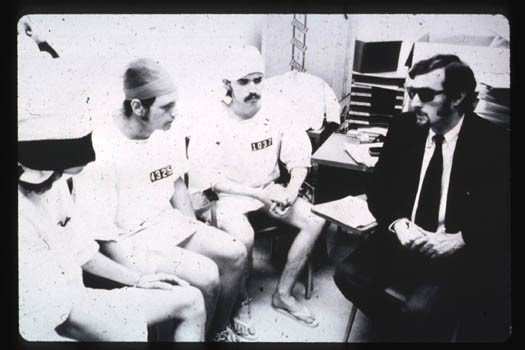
[334,248,461,342]
[340,287,461,342]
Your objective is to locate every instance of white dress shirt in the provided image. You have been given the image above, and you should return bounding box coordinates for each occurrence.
[410,116,465,233]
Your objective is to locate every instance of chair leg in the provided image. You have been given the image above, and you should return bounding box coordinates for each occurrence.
[305,260,313,299]
[450,319,461,342]
[154,324,162,341]
[344,304,358,342]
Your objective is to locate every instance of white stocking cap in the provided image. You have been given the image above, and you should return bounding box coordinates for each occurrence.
[221,45,265,82]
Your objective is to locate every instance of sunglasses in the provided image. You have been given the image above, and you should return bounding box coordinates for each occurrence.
[406,87,445,103]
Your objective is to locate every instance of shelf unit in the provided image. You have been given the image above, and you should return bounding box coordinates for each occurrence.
[345,71,406,127]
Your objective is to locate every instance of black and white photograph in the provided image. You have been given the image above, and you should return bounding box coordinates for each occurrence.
[16,12,511,343]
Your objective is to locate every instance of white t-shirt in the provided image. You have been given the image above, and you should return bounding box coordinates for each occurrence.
[188,94,312,212]
[74,112,191,241]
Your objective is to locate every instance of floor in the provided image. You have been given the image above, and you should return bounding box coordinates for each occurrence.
[244,223,376,342]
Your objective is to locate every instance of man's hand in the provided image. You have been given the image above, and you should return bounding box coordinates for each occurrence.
[412,231,465,259]
[265,184,288,204]
[135,273,190,290]
[265,184,299,216]
[266,184,299,206]
[392,218,426,248]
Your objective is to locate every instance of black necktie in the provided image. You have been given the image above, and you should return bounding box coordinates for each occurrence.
[415,134,444,232]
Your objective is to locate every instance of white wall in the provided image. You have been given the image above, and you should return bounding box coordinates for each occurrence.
[262,14,351,99]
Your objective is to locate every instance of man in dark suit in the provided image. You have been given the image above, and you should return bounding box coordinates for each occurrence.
[334,54,510,342]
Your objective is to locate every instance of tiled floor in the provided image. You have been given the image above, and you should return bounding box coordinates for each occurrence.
[244,224,375,342]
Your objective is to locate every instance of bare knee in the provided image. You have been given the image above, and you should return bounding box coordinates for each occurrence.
[193,258,220,295]
[231,226,255,252]
[300,214,326,238]
[219,216,255,251]
[177,286,206,321]
[222,239,248,270]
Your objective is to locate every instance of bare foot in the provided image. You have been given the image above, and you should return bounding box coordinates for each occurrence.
[271,292,317,326]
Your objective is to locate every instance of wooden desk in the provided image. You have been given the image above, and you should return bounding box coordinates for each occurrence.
[311,133,374,173]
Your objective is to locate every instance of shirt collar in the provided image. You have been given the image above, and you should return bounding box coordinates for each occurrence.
[427,114,465,147]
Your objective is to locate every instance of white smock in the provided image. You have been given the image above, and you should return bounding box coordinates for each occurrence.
[188,94,312,215]
[18,178,147,341]
[73,112,200,269]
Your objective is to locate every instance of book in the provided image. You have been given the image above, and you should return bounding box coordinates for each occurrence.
[312,195,377,234]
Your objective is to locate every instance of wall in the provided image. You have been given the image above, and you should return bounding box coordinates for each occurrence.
[262,14,351,99]
[262,14,510,100]
[19,14,510,119]
[346,14,510,89]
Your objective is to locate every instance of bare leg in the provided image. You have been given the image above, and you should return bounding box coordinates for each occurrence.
[180,223,247,337]
[104,238,220,334]
[155,246,220,332]
[216,212,256,335]
[269,199,325,321]
[58,286,205,341]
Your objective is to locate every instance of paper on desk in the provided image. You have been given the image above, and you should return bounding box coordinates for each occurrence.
[344,142,383,167]
[347,126,388,137]
[312,196,377,231]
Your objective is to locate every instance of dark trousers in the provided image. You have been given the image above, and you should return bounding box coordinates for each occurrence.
[334,230,460,341]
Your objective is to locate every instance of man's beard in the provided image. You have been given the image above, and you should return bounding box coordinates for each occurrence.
[414,101,453,127]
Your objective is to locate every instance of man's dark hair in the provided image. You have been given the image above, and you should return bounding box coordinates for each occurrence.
[123,97,156,118]
[409,54,477,113]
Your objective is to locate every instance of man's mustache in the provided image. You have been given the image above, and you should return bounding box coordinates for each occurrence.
[244,93,261,102]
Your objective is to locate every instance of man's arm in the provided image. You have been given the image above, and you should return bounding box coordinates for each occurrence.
[97,240,133,266]
[366,114,412,228]
[82,251,142,286]
[266,167,308,207]
[285,167,307,200]
[82,251,189,289]
[213,178,273,206]
[170,176,197,219]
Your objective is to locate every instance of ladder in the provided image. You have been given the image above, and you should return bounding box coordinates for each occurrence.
[290,14,308,72]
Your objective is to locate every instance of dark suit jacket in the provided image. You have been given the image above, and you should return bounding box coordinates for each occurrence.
[366,111,510,293]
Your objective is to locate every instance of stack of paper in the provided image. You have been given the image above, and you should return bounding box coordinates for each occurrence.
[312,195,377,233]
[344,142,383,167]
